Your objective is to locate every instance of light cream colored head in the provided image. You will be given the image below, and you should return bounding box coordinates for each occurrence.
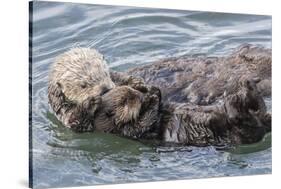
[49,47,115,103]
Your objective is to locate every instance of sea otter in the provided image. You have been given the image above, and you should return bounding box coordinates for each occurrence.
[87,76,271,145]
[48,44,271,146]
[48,47,160,132]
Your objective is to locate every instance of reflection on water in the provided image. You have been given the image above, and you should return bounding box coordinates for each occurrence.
[30,1,272,188]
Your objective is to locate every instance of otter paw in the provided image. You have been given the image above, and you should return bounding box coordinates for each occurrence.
[127,76,149,93]
[142,92,160,111]
[148,86,161,99]
[144,86,161,107]
[68,113,81,129]
[150,94,160,103]
[82,95,102,116]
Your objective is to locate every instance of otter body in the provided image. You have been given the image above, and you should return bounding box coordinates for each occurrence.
[48,45,271,146]
[161,79,271,146]
[125,44,272,145]
[128,44,271,105]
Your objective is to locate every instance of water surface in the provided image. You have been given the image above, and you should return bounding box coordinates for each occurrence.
[30,1,272,188]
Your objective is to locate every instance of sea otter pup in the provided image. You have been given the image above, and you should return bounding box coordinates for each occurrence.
[102,75,271,145]
[48,47,160,132]
[122,44,272,145]
[93,85,161,138]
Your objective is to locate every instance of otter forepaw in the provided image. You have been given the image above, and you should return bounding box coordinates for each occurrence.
[82,95,102,116]
[142,92,160,111]
[149,94,160,105]
[148,86,161,100]
[143,86,161,108]
[127,76,149,93]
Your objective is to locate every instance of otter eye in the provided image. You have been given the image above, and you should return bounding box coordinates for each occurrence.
[81,82,87,89]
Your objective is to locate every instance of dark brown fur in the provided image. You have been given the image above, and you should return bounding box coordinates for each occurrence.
[127,44,271,105]
[160,79,271,146]
[114,44,272,145]
[93,85,161,138]
[48,44,271,146]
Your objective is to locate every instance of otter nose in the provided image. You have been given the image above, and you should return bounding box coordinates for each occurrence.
[100,85,111,96]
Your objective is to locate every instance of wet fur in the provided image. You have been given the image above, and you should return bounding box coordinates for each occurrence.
[119,44,272,145]
[93,86,161,138]
[128,44,271,104]
[48,48,161,134]
[160,79,271,146]
[48,48,115,131]
[48,44,271,146]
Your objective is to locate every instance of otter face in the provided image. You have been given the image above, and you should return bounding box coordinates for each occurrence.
[101,85,162,129]
[102,86,144,126]
[60,79,115,104]
[50,47,116,104]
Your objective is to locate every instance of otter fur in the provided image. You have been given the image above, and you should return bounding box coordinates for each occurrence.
[48,48,115,131]
[160,79,271,146]
[124,44,272,145]
[48,48,161,133]
[94,76,271,145]
[128,44,272,105]
[93,85,161,138]
[48,44,271,146]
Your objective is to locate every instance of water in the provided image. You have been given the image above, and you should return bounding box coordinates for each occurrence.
[30,1,272,188]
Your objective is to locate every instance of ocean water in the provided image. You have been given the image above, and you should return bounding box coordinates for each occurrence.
[30,1,272,188]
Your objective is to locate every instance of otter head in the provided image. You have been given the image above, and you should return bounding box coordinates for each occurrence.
[102,86,144,126]
[101,84,162,128]
[225,79,271,143]
[51,47,116,105]
[55,80,114,116]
